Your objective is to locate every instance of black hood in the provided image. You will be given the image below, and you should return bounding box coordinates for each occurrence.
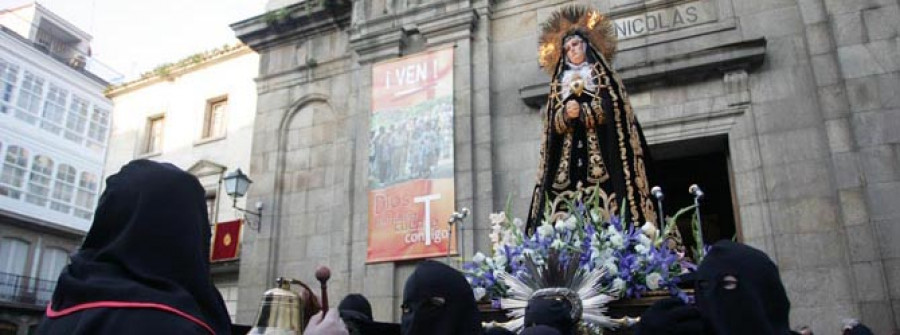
[401,260,481,335]
[339,293,400,335]
[524,297,575,335]
[694,240,792,335]
[339,293,374,322]
[48,160,231,334]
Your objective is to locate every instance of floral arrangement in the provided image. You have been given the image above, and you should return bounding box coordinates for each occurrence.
[464,191,697,308]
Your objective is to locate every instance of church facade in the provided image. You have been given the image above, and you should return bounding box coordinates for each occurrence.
[232,0,900,333]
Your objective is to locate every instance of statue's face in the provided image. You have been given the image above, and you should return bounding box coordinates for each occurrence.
[564,36,586,65]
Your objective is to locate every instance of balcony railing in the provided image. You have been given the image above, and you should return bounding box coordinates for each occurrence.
[0,271,57,307]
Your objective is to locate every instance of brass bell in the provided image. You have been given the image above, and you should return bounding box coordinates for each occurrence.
[247,277,321,334]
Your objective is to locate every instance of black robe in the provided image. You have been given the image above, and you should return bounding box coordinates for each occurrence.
[527,32,657,233]
[37,160,232,335]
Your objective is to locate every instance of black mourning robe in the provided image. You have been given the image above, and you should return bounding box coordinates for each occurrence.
[527,31,657,233]
[37,160,232,335]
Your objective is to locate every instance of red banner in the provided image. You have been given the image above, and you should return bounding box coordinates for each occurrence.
[367,179,456,263]
[367,47,456,263]
[211,219,242,262]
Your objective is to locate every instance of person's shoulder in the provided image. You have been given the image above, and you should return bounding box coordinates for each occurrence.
[38,307,211,335]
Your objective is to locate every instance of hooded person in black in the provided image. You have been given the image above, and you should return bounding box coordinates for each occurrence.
[37,160,232,335]
[523,297,576,335]
[401,260,482,335]
[338,293,400,335]
[694,240,793,335]
[637,240,795,335]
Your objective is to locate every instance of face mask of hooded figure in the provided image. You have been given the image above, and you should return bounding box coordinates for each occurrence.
[694,240,793,335]
[38,160,231,335]
[401,260,481,335]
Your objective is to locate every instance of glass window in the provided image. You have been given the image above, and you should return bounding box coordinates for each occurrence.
[203,97,227,139]
[206,192,217,224]
[145,116,165,154]
[87,106,109,151]
[74,172,97,220]
[36,247,67,304]
[0,146,29,199]
[50,164,76,214]
[64,96,89,144]
[41,84,68,134]
[0,58,19,114]
[0,237,30,299]
[15,71,44,125]
[25,155,53,206]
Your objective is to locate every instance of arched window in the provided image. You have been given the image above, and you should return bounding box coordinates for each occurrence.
[64,96,89,144]
[41,84,68,135]
[50,164,76,214]
[25,155,53,206]
[14,71,44,125]
[86,106,109,151]
[0,237,30,299]
[0,146,29,199]
[74,172,98,220]
[37,247,68,304]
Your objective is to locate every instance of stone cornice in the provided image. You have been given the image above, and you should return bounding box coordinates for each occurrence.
[519,38,767,107]
[349,7,478,64]
[419,8,478,47]
[231,1,352,52]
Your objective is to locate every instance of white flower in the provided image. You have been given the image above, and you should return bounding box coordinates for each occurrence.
[472,252,486,263]
[512,218,525,231]
[490,212,507,226]
[612,278,626,293]
[473,287,486,301]
[564,216,578,230]
[635,244,649,255]
[590,209,602,223]
[646,272,662,290]
[638,234,652,248]
[493,254,508,268]
[537,224,555,238]
[603,259,619,276]
[598,248,614,260]
[551,239,567,250]
[554,218,566,231]
[641,222,658,239]
[523,248,535,257]
[489,230,500,244]
[609,234,624,249]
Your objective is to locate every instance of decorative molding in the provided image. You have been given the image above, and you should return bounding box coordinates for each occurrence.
[642,107,745,145]
[350,6,478,63]
[231,1,352,52]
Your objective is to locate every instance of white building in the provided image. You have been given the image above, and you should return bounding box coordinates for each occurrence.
[0,3,115,334]
[104,44,259,321]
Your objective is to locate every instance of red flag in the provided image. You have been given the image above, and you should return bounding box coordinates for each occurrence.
[211,219,242,262]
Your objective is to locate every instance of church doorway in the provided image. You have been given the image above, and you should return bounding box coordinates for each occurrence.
[650,135,738,252]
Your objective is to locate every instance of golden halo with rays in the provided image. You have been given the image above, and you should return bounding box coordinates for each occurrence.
[539,5,618,76]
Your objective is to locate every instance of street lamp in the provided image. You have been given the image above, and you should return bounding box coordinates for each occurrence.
[223,168,263,230]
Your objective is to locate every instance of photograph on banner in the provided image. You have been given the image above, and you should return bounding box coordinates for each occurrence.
[367,47,456,263]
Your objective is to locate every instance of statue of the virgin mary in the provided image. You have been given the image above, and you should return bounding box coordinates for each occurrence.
[526,6,657,233]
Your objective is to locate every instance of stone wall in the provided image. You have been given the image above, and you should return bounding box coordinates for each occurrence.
[234,0,900,332]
